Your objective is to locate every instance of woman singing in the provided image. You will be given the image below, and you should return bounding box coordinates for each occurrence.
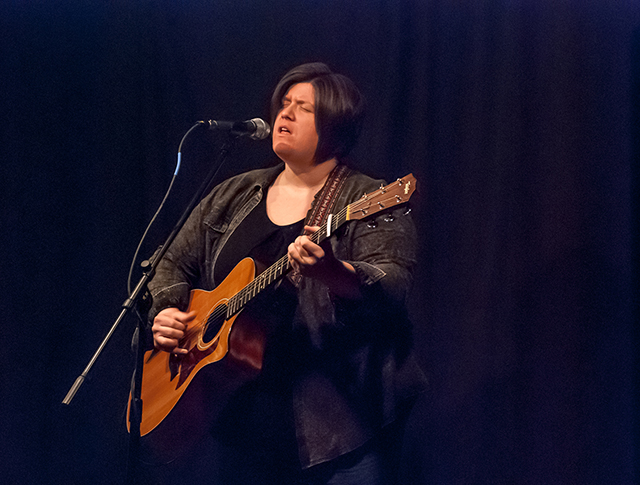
[147,62,427,485]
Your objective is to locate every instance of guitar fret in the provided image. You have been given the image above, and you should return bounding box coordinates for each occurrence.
[227,298,234,317]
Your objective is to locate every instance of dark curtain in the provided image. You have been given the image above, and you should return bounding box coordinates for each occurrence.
[1,1,637,483]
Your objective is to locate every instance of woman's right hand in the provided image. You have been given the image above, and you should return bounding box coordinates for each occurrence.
[152,307,196,355]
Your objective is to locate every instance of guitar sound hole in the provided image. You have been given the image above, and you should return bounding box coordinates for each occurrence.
[202,305,227,344]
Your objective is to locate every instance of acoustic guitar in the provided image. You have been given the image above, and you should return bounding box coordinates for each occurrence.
[127,174,417,462]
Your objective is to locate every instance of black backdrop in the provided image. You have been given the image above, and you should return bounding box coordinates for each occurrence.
[1,1,638,483]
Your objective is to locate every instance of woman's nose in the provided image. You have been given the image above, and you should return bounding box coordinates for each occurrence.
[280,104,294,120]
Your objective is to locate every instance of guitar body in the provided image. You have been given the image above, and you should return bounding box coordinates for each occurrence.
[128,258,266,464]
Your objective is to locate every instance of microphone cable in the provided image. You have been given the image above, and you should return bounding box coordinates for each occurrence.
[126,121,204,296]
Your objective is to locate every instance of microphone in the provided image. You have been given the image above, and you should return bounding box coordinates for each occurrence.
[204,118,271,140]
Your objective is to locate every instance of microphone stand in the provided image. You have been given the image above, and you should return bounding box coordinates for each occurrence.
[62,131,237,484]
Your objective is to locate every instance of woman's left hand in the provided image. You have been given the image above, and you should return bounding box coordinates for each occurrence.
[288,226,327,276]
[288,225,361,298]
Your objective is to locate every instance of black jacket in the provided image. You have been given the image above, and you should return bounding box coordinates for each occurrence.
[148,163,427,469]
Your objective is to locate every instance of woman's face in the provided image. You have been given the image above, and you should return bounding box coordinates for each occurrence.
[272,82,319,166]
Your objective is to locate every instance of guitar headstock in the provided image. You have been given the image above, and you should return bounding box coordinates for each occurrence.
[347,173,417,221]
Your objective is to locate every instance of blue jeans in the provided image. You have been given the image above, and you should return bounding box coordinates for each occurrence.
[301,447,389,485]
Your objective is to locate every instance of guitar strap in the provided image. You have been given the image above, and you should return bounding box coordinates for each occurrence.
[303,163,352,228]
[289,163,352,286]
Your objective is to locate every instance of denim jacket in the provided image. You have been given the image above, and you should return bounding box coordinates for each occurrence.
[147,163,427,469]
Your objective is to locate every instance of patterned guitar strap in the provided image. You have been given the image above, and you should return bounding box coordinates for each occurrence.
[289,163,352,287]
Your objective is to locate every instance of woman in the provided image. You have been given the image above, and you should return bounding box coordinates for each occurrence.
[148,62,427,484]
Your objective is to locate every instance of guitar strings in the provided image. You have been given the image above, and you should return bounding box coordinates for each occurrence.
[183,302,227,342]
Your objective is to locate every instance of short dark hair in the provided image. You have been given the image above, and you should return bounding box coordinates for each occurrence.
[271,62,365,163]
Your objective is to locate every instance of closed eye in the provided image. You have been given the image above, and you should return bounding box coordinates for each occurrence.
[280,96,314,113]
